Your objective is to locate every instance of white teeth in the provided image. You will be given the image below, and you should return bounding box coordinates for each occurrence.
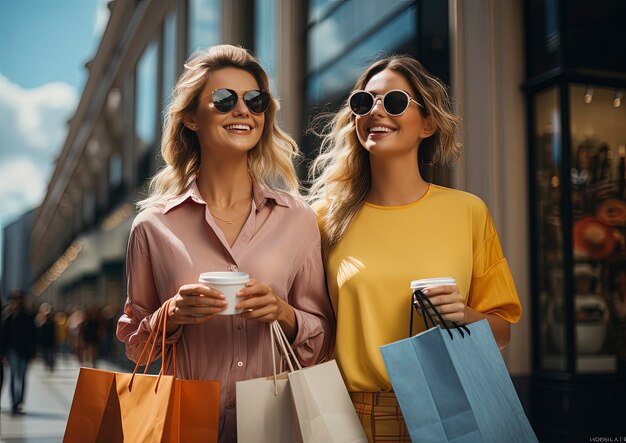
[369,126,393,133]
[225,124,252,131]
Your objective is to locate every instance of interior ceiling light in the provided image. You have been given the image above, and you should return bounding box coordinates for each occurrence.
[614,91,623,108]
[584,87,593,104]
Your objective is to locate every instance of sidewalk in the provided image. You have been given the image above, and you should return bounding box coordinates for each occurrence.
[0,356,122,443]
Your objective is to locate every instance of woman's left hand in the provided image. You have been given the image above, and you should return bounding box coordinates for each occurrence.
[418,285,466,324]
[235,279,292,323]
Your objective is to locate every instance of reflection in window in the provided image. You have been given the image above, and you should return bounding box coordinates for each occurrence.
[162,11,177,109]
[135,40,159,155]
[308,0,413,74]
[255,0,277,93]
[188,0,221,55]
[307,5,417,103]
[308,0,339,23]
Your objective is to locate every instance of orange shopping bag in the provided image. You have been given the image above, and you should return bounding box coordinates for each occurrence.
[64,301,220,442]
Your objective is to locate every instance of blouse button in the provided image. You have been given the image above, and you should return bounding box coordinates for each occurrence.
[237,361,244,367]
[231,265,238,271]
[226,401,235,409]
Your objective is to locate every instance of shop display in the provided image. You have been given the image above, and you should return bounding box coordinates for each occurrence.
[535,84,626,371]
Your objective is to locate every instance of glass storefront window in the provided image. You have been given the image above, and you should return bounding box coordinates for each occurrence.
[307,5,417,104]
[254,0,277,93]
[569,84,626,372]
[135,40,158,156]
[188,0,220,55]
[534,87,566,371]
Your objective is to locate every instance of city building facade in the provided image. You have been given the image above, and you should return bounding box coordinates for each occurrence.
[2,208,35,296]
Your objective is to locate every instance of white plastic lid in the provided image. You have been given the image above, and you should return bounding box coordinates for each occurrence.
[410,277,456,290]
[199,272,250,285]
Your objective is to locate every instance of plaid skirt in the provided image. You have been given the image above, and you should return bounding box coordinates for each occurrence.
[350,391,411,442]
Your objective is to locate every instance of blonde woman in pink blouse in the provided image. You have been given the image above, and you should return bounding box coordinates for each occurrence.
[116,45,334,442]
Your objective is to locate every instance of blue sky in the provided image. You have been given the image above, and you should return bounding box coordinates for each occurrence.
[0,0,109,274]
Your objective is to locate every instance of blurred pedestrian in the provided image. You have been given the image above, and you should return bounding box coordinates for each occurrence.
[35,302,56,372]
[81,306,101,368]
[54,310,70,359]
[99,305,117,360]
[67,307,85,362]
[1,290,37,415]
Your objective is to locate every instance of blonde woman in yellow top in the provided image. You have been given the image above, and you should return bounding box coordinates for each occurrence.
[309,55,522,442]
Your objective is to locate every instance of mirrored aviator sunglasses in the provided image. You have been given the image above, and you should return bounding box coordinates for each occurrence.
[211,88,270,114]
[348,89,423,116]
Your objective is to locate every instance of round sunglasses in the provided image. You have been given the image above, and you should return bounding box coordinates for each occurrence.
[348,89,424,116]
[211,88,270,114]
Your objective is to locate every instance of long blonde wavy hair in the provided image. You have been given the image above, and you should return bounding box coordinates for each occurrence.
[309,55,461,259]
[138,45,300,210]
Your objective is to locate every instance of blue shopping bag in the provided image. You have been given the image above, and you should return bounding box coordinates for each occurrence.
[380,291,538,443]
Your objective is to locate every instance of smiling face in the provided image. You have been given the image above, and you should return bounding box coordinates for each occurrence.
[186,67,265,157]
[355,68,434,158]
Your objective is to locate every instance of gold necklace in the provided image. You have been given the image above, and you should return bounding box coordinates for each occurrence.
[208,198,252,225]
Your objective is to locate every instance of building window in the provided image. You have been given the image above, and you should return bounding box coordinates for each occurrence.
[188,0,221,55]
[254,0,277,93]
[109,153,122,189]
[307,2,417,104]
[135,40,159,156]
[108,152,123,207]
[162,11,177,110]
[309,0,341,22]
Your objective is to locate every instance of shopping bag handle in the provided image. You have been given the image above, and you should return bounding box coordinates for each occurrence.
[128,299,178,391]
[409,289,471,340]
[272,321,302,371]
[268,321,302,395]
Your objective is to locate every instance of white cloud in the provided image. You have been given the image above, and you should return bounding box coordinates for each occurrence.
[0,74,77,227]
[0,74,77,152]
[0,157,47,223]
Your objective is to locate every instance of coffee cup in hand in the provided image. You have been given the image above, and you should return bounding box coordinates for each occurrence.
[199,272,250,315]
[410,277,456,319]
[410,277,457,293]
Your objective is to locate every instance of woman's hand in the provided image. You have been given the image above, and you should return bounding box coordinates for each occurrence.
[235,279,289,322]
[418,285,466,324]
[236,279,297,340]
[418,285,512,348]
[166,284,227,331]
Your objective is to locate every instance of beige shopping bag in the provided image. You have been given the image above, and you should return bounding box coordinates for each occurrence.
[236,322,302,443]
[268,322,367,443]
[288,360,368,443]
[236,372,301,442]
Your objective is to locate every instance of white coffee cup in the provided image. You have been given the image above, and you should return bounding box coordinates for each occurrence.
[410,277,457,292]
[199,271,250,315]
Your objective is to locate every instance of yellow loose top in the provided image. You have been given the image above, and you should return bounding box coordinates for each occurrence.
[324,184,522,392]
